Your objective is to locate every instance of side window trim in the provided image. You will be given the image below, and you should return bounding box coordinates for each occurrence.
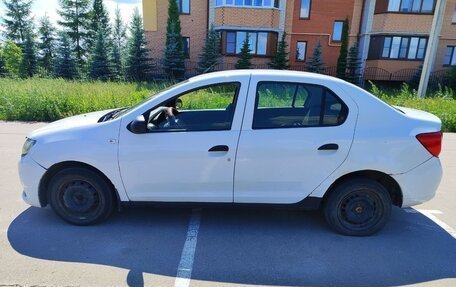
[252,81,349,130]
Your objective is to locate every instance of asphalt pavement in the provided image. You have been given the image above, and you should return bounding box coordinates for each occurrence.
[0,121,455,287]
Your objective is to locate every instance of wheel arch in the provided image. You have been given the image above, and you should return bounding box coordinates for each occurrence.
[322,170,403,208]
[38,161,120,208]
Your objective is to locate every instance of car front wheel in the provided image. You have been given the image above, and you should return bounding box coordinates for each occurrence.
[324,178,392,236]
[49,167,115,225]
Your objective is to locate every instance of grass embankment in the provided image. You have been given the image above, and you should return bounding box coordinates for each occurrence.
[0,78,455,131]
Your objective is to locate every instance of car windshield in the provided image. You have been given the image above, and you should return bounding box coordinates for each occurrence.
[111,80,190,119]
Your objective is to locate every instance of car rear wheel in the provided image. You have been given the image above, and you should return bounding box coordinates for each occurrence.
[49,167,115,225]
[324,178,392,236]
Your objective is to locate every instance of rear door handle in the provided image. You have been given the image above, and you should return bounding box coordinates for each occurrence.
[208,145,229,152]
[318,143,339,151]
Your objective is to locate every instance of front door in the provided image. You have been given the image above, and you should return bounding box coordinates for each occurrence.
[118,80,248,202]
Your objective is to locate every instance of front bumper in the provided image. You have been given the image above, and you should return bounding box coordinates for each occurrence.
[392,157,443,207]
[18,155,47,207]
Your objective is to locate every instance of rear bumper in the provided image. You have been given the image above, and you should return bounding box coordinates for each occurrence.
[18,155,46,207]
[392,157,442,207]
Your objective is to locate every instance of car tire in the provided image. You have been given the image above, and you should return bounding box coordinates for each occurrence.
[323,178,392,236]
[49,167,115,225]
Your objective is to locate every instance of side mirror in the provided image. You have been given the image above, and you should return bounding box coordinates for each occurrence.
[128,115,148,134]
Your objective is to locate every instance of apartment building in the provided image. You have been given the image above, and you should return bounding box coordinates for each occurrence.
[142,0,456,76]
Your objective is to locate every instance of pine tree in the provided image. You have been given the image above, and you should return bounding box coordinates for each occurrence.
[3,40,23,77]
[58,0,91,68]
[269,32,289,70]
[112,7,127,80]
[346,42,362,85]
[126,8,152,81]
[306,40,325,73]
[20,28,37,77]
[197,25,221,74]
[54,32,78,79]
[163,0,185,78]
[336,18,350,79]
[37,15,56,72]
[87,0,110,51]
[89,26,111,81]
[0,45,6,77]
[1,0,33,45]
[235,36,252,69]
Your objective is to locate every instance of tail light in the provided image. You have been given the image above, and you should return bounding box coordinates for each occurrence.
[416,131,442,157]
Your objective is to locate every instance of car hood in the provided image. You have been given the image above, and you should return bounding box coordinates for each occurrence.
[28,109,116,139]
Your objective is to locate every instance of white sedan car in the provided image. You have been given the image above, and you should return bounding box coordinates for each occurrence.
[18,70,443,236]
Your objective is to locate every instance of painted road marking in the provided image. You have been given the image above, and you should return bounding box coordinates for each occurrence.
[405,208,456,239]
[417,209,456,239]
[174,208,202,287]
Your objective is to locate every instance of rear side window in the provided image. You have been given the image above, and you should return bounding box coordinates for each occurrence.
[253,82,348,129]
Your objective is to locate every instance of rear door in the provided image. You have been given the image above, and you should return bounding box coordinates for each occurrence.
[234,75,358,204]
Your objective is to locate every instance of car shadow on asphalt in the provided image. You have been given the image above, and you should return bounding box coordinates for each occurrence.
[7,206,456,287]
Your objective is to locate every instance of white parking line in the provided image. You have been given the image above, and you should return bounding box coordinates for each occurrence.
[417,209,456,239]
[174,208,202,287]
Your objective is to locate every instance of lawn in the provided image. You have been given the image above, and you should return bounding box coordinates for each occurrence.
[0,78,455,131]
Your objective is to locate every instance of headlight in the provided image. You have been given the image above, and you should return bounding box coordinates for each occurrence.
[21,138,36,157]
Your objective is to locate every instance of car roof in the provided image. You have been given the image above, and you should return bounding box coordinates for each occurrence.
[189,69,346,84]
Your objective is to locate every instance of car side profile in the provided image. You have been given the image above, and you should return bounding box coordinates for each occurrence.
[18,70,443,236]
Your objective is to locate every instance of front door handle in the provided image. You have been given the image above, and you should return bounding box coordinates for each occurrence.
[208,145,229,152]
[318,143,339,151]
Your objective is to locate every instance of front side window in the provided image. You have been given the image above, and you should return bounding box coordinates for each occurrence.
[148,83,239,132]
[296,41,307,61]
[443,46,456,66]
[253,82,348,129]
[176,0,190,14]
[332,21,344,42]
[300,0,311,19]
[387,0,435,13]
[382,36,427,60]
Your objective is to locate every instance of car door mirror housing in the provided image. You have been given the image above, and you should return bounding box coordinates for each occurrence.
[128,115,148,134]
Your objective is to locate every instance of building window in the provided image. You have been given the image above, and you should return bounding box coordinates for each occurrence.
[222,31,277,56]
[296,41,307,61]
[387,0,435,13]
[332,21,344,42]
[183,37,190,58]
[216,0,279,8]
[443,46,456,66]
[382,36,427,60]
[300,0,311,19]
[452,5,456,23]
[177,0,190,14]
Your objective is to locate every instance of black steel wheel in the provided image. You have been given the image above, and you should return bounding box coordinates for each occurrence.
[49,167,115,225]
[324,178,392,236]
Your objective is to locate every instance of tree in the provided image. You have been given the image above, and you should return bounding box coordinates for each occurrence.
[0,45,6,76]
[336,18,349,79]
[20,28,37,77]
[37,15,56,72]
[87,0,110,51]
[54,32,78,79]
[3,40,22,77]
[89,26,111,81]
[163,0,185,78]
[346,42,362,85]
[111,7,127,80]
[126,8,152,81]
[58,0,91,68]
[235,36,252,69]
[1,0,33,45]
[306,40,325,73]
[197,24,221,73]
[269,32,289,70]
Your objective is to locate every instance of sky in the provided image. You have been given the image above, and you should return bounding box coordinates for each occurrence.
[0,0,142,32]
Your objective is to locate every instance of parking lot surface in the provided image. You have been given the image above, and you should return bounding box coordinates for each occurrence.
[1,121,455,287]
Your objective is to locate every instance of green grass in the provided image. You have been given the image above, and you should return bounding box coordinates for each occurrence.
[0,78,455,132]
